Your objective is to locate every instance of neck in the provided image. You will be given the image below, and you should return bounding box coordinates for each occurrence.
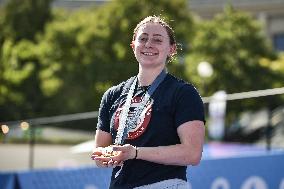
[137,65,166,86]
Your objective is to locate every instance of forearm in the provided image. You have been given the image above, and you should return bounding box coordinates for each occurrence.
[136,121,205,166]
[136,144,202,166]
[94,129,112,148]
[92,129,114,168]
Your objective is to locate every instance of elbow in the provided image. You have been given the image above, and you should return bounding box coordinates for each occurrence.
[191,157,201,166]
[186,153,202,166]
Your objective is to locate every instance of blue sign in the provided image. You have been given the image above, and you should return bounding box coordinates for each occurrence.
[188,152,284,189]
[0,173,15,189]
[16,167,112,189]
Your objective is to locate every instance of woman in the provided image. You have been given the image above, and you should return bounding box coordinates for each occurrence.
[92,15,205,189]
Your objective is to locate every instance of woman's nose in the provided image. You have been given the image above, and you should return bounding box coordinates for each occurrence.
[144,39,153,47]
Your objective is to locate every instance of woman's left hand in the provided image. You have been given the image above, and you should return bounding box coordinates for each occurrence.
[112,144,137,161]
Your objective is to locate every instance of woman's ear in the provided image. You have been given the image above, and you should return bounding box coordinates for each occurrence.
[169,44,177,57]
[130,41,135,50]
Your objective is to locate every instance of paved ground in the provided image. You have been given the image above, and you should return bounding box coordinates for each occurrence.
[0,144,94,172]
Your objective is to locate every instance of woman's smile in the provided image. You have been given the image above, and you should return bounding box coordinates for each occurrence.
[141,52,158,56]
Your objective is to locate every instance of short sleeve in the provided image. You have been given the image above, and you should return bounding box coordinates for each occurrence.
[174,84,205,128]
[97,88,113,133]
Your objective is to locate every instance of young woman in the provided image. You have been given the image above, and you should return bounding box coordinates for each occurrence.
[92,15,205,189]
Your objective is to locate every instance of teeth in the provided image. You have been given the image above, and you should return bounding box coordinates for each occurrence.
[142,52,155,56]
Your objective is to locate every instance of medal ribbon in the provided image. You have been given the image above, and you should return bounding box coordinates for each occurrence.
[114,69,167,145]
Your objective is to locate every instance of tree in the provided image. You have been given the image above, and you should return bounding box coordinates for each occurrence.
[259,53,284,89]
[185,5,284,120]
[0,0,53,121]
[0,0,195,127]
[30,0,195,117]
[2,0,53,41]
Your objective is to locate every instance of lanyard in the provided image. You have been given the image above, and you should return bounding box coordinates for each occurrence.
[115,69,167,145]
[147,69,167,96]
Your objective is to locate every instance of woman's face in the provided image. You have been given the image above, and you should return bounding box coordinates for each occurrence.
[131,23,175,68]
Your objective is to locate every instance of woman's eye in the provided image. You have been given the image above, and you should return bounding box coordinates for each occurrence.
[139,37,147,42]
[153,39,162,43]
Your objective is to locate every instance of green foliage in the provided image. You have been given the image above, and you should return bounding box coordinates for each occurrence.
[1,0,283,133]
[259,53,284,89]
[0,39,43,119]
[0,0,53,120]
[87,0,194,81]
[33,0,194,115]
[187,6,277,93]
[185,5,284,122]
[2,0,53,41]
[0,0,194,124]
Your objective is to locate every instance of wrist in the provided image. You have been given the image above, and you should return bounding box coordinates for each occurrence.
[133,146,138,159]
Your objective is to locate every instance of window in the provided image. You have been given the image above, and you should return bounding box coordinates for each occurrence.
[273,33,284,51]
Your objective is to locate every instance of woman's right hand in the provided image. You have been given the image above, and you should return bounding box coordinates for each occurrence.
[91,147,123,168]
[91,147,106,167]
[93,130,114,167]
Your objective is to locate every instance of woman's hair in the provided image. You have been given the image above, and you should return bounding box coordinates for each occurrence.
[132,15,177,62]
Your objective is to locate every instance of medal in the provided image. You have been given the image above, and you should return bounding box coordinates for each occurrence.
[115,69,167,145]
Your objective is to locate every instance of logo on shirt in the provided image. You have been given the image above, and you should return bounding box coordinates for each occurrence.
[114,96,153,139]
